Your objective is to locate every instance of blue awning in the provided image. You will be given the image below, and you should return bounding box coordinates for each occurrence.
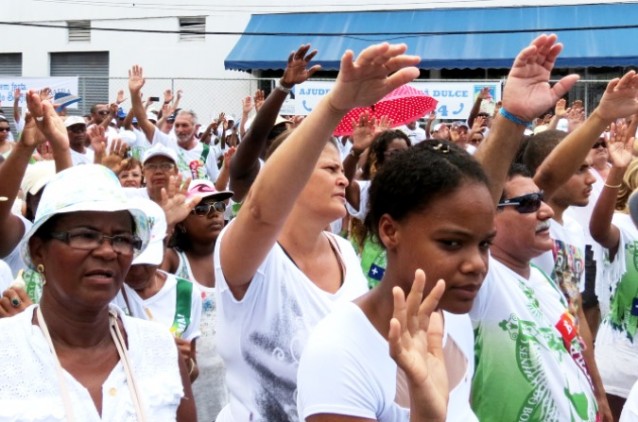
[225,4,638,71]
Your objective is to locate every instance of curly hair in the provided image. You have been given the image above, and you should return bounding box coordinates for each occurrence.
[360,130,411,180]
[364,140,490,246]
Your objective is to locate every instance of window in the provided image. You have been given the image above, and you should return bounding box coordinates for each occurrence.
[179,17,205,41]
[67,20,91,42]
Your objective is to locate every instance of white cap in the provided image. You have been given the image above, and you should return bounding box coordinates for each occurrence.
[146,112,158,122]
[131,199,167,266]
[21,161,56,195]
[64,116,86,128]
[142,144,178,165]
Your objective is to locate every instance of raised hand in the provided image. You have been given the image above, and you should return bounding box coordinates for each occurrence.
[594,71,638,121]
[241,96,253,115]
[159,174,200,227]
[281,44,322,87]
[389,270,448,422]
[502,34,580,123]
[608,121,634,168]
[116,89,127,105]
[478,86,491,100]
[163,89,174,104]
[328,43,420,112]
[376,115,394,133]
[13,87,21,102]
[291,115,304,128]
[128,65,146,94]
[87,124,107,155]
[101,137,129,172]
[38,87,52,101]
[26,90,69,151]
[223,146,237,170]
[176,89,183,101]
[351,111,376,152]
[554,98,568,118]
[253,89,265,112]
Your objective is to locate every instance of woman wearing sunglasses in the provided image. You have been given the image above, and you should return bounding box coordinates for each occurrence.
[162,179,233,422]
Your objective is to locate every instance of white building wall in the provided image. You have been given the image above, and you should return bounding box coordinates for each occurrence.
[1,0,633,118]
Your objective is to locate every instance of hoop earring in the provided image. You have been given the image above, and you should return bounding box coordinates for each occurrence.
[36,264,45,275]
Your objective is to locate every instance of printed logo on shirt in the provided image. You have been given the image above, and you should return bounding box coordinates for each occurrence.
[555,312,577,349]
[368,263,385,281]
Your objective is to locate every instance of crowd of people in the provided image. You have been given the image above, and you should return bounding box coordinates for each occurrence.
[2,34,638,422]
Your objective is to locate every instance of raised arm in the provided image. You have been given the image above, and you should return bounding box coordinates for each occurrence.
[475,33,580,205]
[590,122,634,257]
[128,65,157,142]
[535,71,638,200]
[26,91,73,172]
[220,42,420,296]
[467,87,490,128]
[12,88,21,124]
[344,112,377,210]
[229,44,321,202]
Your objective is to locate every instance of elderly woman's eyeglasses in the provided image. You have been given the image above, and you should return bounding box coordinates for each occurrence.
[49,229,142,255]
[497,191,544,214]
[144,162,175,172]
[192,201,226,217]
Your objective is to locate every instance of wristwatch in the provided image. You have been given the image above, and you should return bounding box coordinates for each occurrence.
[276,80,292,94]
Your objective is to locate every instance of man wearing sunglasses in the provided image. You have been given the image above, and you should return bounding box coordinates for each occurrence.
[64,116,94,166]
[0,116,13,155]
[517,73,638,422]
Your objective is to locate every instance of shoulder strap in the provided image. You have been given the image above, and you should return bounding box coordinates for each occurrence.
[171,276,193,338]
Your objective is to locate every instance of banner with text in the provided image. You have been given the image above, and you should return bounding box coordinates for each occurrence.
[282,81,502,121]
[0,77,80,109]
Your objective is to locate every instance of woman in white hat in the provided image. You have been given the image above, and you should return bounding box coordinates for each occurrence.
[0,164,196,421]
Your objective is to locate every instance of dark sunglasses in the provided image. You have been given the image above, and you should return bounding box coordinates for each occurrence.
[0,127,9,132]
[192,201,226,217]
[97,110,110,116]
[592,141,607,149]
[497,191,544,214]
[68,125,86,133]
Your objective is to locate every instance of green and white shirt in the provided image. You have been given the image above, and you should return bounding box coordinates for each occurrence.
[470,257,597,421]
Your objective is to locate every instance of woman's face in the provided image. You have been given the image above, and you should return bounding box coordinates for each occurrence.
[30,210,136,311]
[297,143,349,221]
[118,165,143,188]
[182,198,226,243]
[381,181,496,314]
[382,138,409,162]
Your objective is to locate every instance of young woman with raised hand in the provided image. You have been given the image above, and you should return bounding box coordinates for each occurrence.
[214,43,421,422]
[297,141,493,422]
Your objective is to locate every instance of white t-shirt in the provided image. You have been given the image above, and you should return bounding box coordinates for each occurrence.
[297,302,477,421]
[594,212,638,398]
[470,258,597,421]
[0,304,183,421]
[621,379,638,422]
[114,270,202,341]
[152,130,220,181]
[346,179,371,221]
[174,250,229,422]
[70,148,95,166]
[532,216,586,323]
[398,125,426,144]
[565,167,607,246]
[214,224,368,422]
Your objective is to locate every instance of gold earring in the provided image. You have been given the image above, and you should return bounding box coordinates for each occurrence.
[36,264,45,274]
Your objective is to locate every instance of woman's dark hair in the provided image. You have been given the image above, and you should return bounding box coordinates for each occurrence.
[360,130,411,180]
[365,140,489,244]
[169,224,190,251]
